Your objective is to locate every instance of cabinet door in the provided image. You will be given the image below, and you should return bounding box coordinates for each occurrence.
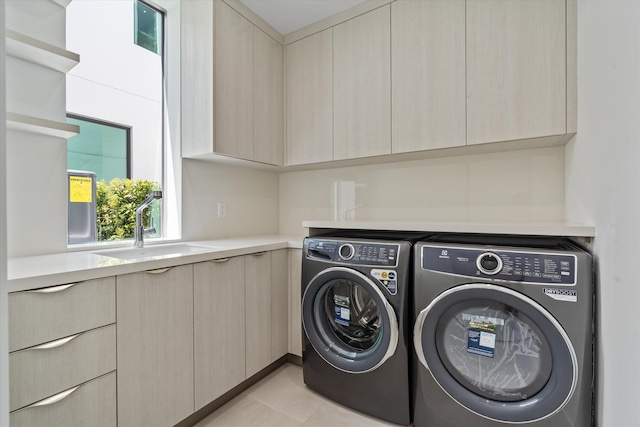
[194,257,246,410]
[391,0,465,152]
[334,5,391,160]
[254,27,283,166]
[466,0,566,145]
[289,249,303,357]
[215,0,253,159]
[245,252,272,377]
[270,249,289,361]
[285,28,333,165]
[116,265,194,427]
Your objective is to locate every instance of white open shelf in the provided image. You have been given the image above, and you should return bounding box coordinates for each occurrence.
[7,112,80,139]
[5,29,79,73]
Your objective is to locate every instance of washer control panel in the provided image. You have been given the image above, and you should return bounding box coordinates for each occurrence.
[422,245,577,285]
[306,239,399,267]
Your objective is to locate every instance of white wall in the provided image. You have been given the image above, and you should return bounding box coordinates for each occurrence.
[566,1,640,426]
[5,1,69,258]
[66,0,163,183]
[280,147,566,236]
[0,2,9,425]
[182,160,279,240]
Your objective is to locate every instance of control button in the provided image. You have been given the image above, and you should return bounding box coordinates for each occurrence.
[338,243,355,260]
[477,253,503,275]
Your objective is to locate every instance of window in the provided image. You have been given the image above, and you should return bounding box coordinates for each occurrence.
[66,0,166,245]
[135,0,163,55]
[66,115,131,183]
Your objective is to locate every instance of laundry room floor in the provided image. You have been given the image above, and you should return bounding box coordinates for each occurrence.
[194,363,402,427]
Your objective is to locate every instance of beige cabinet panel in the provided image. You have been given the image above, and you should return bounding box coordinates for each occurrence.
[285,28,333,165]
[467,0,566,144]
[10,324,116,412]
[116,265,194,427]
[289,249,303,357]
[270,249,289,361]
[254,27,283,165]
[391,0,466,152]
[245,252,272,377]
[194,257,246,410]
[215,0,254,159]
[180,0,214,157]
[334,5,391,160]
[10,372,116,427]
[9,276,115,352]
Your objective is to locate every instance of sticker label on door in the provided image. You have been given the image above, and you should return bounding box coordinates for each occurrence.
[333,295,350,326]
[467,319,497,358]
[371,269,397,295]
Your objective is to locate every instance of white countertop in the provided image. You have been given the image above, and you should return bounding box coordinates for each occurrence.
[7,235,304,292]
[7,220,595,293]
[303,220,596,238]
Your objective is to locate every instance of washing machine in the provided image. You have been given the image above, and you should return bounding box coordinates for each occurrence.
[301,234,414,425]
[412,234,593,427]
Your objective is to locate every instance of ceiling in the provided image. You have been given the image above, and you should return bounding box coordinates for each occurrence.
[239,0,367,36]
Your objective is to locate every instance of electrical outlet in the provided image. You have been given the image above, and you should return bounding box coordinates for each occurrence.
[217,202,227,218]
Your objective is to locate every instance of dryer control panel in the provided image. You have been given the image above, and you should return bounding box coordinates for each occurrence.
[306,239,399,267]
[422,245,577,286]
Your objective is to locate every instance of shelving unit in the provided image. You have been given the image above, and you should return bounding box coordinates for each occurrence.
[6,112,79,139]
[5,29,79,73]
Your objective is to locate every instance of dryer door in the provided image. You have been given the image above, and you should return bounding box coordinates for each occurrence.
[414,283,577,423]
[302,266,398,374]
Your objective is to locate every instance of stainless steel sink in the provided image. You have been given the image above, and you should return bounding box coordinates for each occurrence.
[95,243,218,261]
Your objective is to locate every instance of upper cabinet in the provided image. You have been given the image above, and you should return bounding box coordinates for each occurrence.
[466,0,567,145]
[333,5,391,160]
[283,0,574,166]
[181,0,284,166]
[182,0,574,168]
[391,0,466,153]
[214,0,254,160]
[285,29,333,165]
[253,27,284,165]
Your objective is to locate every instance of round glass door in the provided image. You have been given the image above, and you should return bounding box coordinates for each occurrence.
[303,267,398,373]
[414,284,577,423]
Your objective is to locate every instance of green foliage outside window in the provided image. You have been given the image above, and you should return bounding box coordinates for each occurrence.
[96,178,161,241]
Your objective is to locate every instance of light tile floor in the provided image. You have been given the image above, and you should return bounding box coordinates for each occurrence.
[194,363,404,427]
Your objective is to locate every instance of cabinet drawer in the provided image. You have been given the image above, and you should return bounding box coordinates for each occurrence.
[10,371,116,427]
[9,276,115,352]
[10,324,116,412]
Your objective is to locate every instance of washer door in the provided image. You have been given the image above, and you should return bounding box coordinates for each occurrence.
[414,283,577,423]
[302,266,398,374]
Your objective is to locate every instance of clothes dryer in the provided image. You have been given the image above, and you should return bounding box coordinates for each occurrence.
[301,235,413,425]
[412,234,593,427]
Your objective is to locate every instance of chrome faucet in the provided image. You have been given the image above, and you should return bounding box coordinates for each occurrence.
[134,190,162,248]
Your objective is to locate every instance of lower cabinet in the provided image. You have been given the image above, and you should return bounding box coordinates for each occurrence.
[116,265,195,427]
[194,256,246,410]
[10,372,117,427]
[246,252,272,377]
[271,249,289,361]
[289,249,303,357]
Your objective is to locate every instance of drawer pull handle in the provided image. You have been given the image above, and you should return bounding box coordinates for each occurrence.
[251,252,267,257]
[147,267,172,274]
[29,386,80,408]
[29,283,75,294]
[211,258,231,263]
[32,334,79,350]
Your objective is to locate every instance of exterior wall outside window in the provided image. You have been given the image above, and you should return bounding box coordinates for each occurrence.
[66,0,163,185]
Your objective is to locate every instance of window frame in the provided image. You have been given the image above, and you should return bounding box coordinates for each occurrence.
[66,113,132,181]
